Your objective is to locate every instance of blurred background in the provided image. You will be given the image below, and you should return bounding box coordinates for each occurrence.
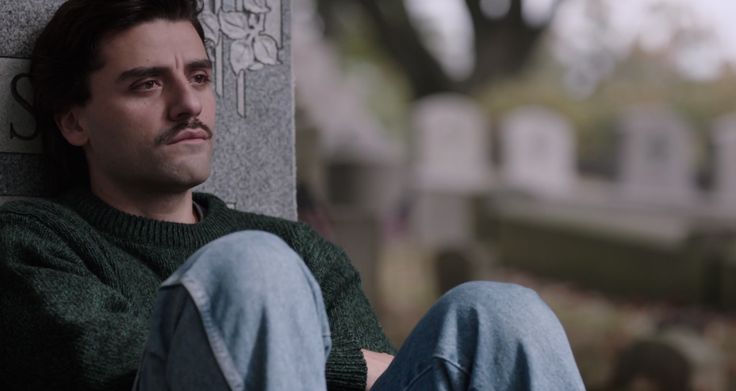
[292,0,736,389]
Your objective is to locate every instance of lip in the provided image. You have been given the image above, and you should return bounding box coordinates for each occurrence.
[167,129,211,145]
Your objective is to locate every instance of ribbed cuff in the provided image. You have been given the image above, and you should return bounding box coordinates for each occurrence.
[326,341,367,391]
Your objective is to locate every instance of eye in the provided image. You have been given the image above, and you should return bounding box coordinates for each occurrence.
[192,73,211,85]
[133,80,161,91]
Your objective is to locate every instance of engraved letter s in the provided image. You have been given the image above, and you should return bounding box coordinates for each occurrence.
[9,73,38,141]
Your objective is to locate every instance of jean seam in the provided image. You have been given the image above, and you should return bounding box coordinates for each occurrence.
[401,355,470,391]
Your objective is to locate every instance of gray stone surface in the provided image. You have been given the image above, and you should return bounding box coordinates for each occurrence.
[0,57,39,154]
[0,0,295,219]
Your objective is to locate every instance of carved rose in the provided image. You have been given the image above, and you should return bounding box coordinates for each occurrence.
[219,11,252,40]
[216,9,278,72]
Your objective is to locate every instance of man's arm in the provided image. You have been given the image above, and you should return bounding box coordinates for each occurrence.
[0,212,146,390]
[284,222,396,390]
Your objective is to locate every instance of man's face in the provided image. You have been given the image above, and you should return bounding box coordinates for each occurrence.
[64,19,216,196]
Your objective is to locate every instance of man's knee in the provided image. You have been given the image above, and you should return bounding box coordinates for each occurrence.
[195,230,295,270]
[442,281,543,310]
[436,281,558,338]
[165,230,309,298]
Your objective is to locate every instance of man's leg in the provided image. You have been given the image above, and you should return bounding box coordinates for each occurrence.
[134,231,331,391]
[373,281,585,391]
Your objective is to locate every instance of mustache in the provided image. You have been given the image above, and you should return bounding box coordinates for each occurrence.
[154,119,213,145]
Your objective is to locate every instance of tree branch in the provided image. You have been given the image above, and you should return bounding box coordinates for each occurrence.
[315,0,560,98]
[356,0,456,98]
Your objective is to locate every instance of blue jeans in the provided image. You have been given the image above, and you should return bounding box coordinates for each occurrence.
[134,231,585,390]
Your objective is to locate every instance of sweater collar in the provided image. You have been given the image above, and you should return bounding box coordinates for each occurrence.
[58,187,235,248]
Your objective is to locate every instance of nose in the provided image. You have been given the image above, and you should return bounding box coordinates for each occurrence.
[167,77,203,121]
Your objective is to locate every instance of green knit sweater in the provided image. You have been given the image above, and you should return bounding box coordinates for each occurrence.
[0,188,395,390]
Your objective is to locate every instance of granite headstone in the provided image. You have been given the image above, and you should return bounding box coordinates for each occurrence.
[499,105,576,198]
[617,106,695,206]
[411,94,492,193]
[0,0,295,219]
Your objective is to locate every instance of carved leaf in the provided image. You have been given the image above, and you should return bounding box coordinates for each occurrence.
[219,11,250,40]
[253,35,279,65]
[230,39,255,73]
[205,45,216,66]
[200,10,220,44]
[244,0,270,14]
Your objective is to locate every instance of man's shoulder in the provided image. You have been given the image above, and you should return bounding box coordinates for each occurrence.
[0,196,76,222]
[0,196,87,247]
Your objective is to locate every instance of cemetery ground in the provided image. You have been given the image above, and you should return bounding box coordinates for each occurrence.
[373,235,736,391]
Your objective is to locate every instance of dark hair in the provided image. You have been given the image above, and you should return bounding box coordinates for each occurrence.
[31,0,205,192]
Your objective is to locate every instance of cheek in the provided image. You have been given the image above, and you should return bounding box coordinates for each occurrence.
[99,103,163,140]
[85,123,150,161]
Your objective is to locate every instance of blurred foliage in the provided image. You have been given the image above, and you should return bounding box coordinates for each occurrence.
[316,1,736,181]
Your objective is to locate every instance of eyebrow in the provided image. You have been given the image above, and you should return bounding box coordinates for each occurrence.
[117,59,213,82]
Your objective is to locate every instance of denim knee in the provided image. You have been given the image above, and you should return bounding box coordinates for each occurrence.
[438,281,555,338]
[442,281,542,308]
[380,282,583,391]
[162,230,308,297]
[152,231,332,391]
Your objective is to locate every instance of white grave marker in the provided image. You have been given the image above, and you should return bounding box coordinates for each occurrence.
[412,94,491,193]
[499,105,576,198]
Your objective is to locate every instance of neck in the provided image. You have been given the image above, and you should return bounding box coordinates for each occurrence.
[89,181,198,224]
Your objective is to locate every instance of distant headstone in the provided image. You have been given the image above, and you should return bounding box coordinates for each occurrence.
[409,94,490,248]
[0,0,296,219]
[499,105,576,198]
[711,113,736,208]
[617,106,696,205]
[412,94,492,193]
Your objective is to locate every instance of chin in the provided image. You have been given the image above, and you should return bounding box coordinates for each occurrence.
[158,168,211,193]
[182,170,211,189]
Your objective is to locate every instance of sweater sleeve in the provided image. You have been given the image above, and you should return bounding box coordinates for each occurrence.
[0,212,147,390]
[290,223,396,391]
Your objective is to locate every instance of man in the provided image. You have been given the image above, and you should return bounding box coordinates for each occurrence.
[0,0,586,390]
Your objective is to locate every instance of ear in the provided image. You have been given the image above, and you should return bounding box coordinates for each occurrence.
[55,108,89,147]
